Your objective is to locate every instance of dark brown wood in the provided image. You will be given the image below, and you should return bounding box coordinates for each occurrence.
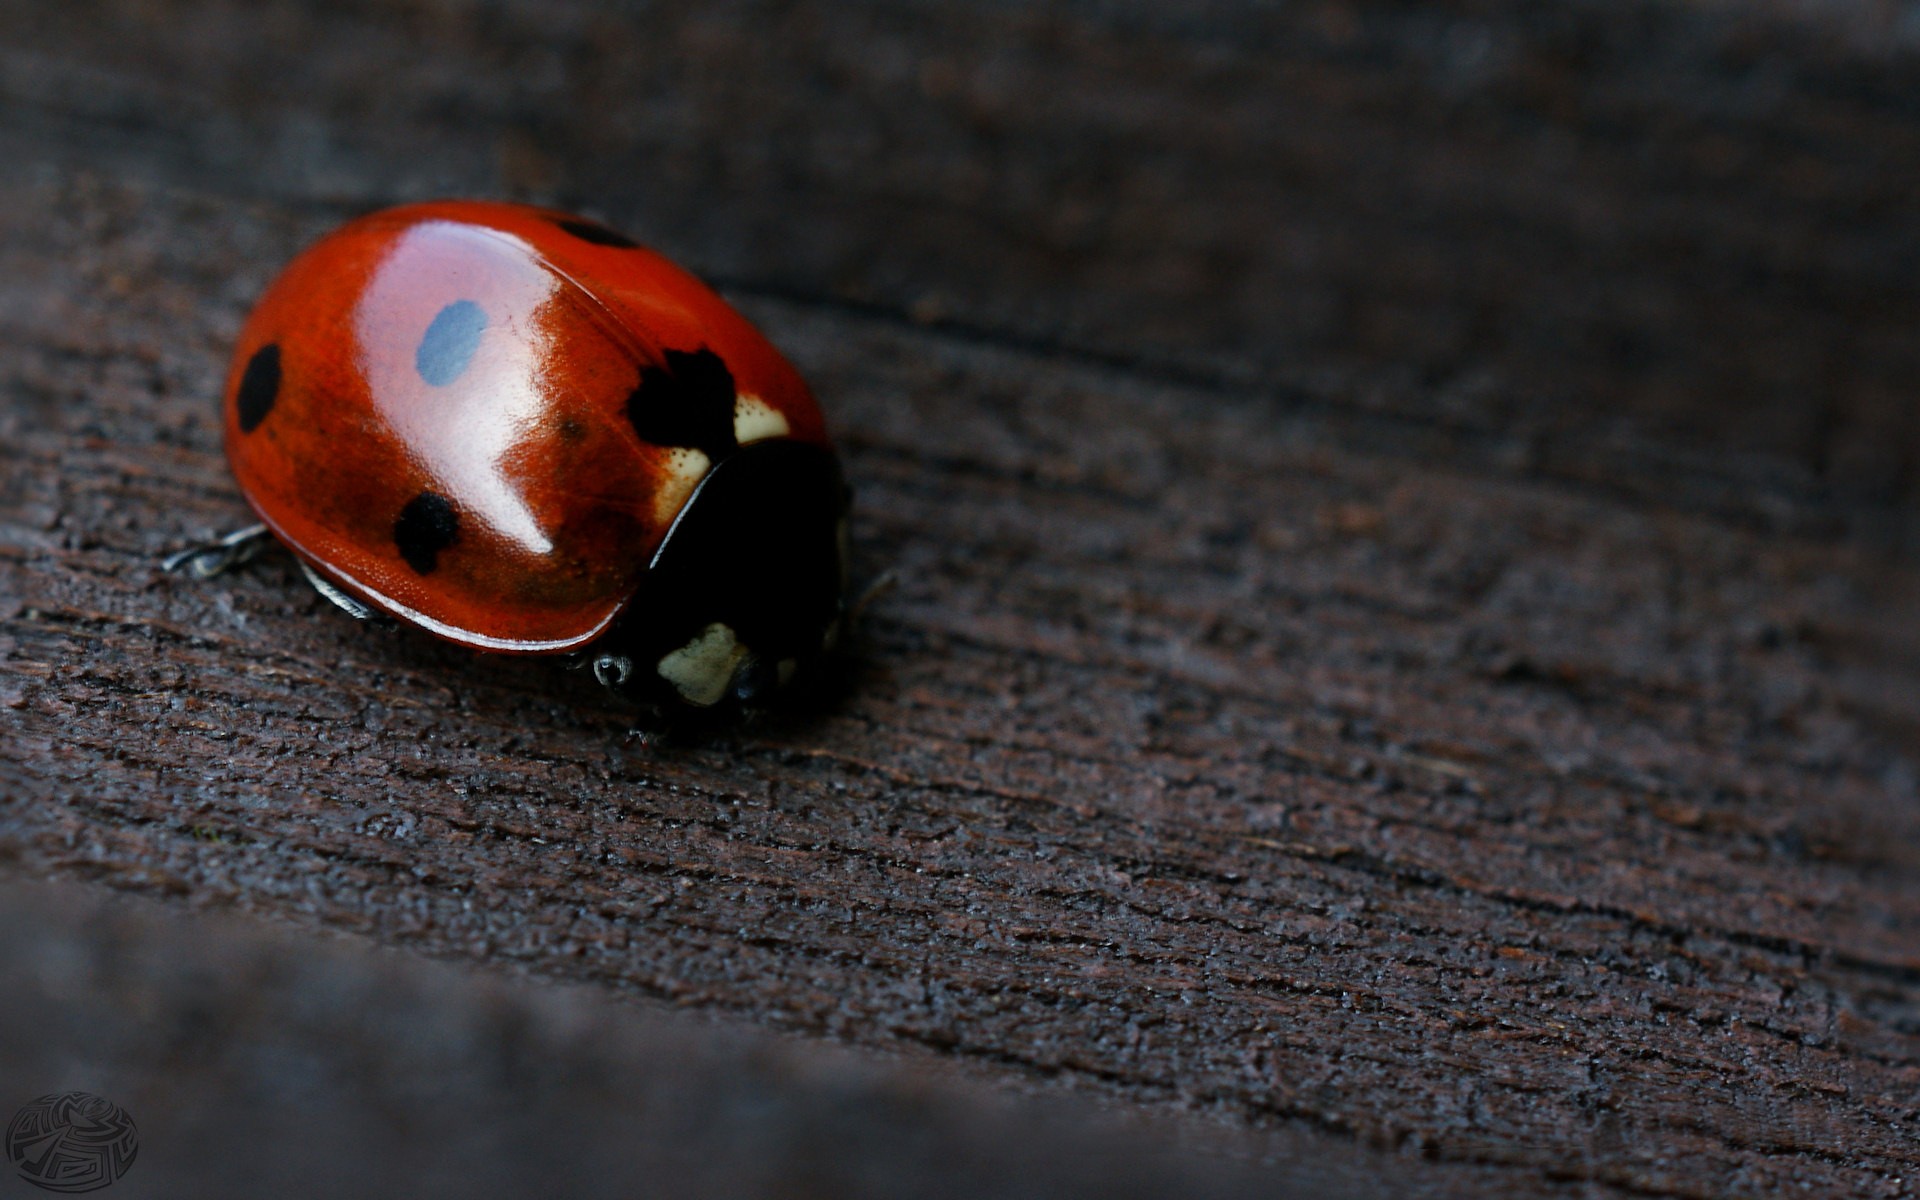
[4,875,1374,1199]
[2,2,1918,1197]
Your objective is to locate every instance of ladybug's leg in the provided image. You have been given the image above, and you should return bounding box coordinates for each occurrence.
[591,655,635,692]
[849,570,898,622]
[161,523,271,579]
[296,561,377,621]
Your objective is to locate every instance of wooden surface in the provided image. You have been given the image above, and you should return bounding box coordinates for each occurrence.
[3,1,1919,1196]
[2,875,1307,1200]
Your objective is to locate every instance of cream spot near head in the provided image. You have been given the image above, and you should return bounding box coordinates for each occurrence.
[733,394,790,445]
[657,622,749,706]
[653,446,712,524]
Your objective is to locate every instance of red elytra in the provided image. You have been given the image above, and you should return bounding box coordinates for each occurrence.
[218,200,847,708]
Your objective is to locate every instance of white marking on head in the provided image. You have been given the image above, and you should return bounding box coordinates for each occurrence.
[733,394,790,445]
[656,622,748,706]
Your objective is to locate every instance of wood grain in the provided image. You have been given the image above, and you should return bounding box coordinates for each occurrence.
[3,874,1361,1199]
[2,2,1918,1196]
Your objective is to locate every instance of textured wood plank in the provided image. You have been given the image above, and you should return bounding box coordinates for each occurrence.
[2,2,1919,1197]
[0,875,1323,1200]
[2,0,1916,543]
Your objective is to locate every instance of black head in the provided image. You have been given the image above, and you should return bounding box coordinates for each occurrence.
[590,440,849,711]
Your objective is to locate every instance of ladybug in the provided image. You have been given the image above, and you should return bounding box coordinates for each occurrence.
[168,200,849,710]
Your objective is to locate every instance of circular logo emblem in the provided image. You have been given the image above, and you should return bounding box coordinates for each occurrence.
[6,1093,138,1193]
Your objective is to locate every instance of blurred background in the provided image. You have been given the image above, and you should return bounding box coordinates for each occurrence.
[5,0,1916,546]
[3,2,1918,1197]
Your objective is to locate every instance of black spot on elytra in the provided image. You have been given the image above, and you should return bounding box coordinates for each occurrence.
[555,218,640,248]
[625,348,738,461]
[236,343,281,433]
[394,492,459,574]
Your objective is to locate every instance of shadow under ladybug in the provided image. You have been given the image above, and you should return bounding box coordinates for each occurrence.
[168,440,859,721]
